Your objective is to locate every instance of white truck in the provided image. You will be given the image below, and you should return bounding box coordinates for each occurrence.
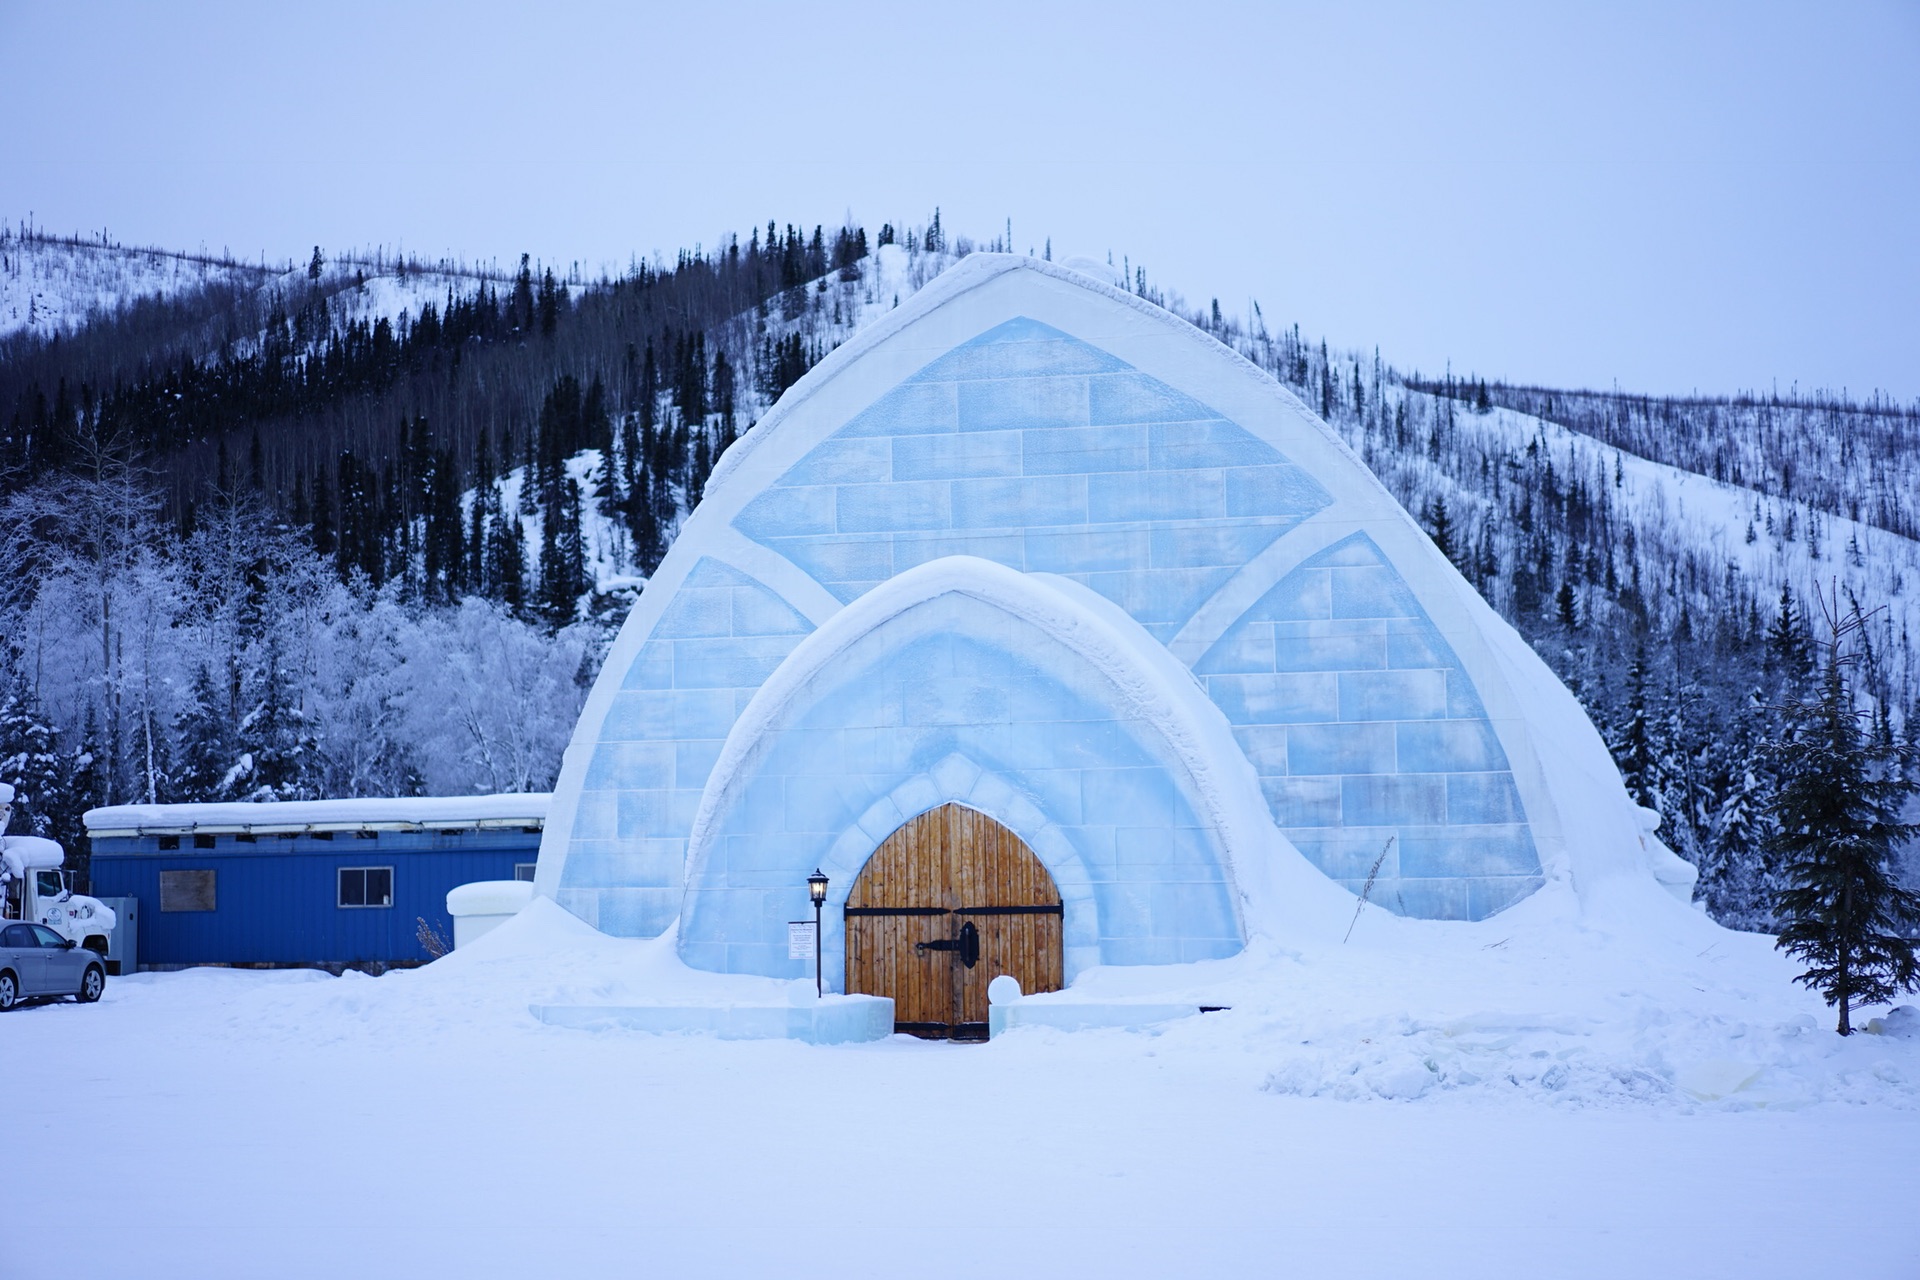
[0,783,115,959]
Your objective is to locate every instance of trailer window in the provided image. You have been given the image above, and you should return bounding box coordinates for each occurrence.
[338,867,393,908]
[514,863,537,882]
[159,869,217,912]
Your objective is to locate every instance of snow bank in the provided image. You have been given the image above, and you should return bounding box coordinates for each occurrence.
[1257,1007,1908,1108]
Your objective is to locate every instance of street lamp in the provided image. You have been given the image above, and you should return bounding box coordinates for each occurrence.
[807,869,829,998]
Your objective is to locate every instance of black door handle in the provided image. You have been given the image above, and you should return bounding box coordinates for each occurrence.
[916,921,980,968]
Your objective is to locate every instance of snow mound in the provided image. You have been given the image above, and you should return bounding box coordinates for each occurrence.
[1871,1005,1919,1039]
[1255,1008,1910,1109]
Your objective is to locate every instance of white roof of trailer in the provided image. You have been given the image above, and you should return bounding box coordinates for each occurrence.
[83,794,550,838]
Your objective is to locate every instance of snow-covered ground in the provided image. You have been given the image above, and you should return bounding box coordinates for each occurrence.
[7,890,1915,1279]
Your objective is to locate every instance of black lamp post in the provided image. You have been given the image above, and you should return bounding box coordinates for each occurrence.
[807,869,829,998]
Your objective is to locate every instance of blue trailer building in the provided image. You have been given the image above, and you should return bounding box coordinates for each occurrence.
[85,795,547,969]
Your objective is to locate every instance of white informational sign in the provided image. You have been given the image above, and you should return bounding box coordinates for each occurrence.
[787,921,818,961]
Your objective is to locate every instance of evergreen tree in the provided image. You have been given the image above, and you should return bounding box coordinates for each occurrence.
[1702,755,1776,924]
[0,683,65,837]
[1769,586,1812,680]
[1617,643,1659,808]
[537,480,587,627]
[1767,599,1920,1034]
[511,253,534,333]
[54,710,104,888]
[538,267,561,336]
[486,500,527,614]
[1555,577,1580,630]
[232,631,317,801]
[421,446,463,602]
[171,665,235,801]
[1424,497,1455,564]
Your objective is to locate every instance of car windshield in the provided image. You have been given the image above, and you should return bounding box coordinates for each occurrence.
[29,924,64,947]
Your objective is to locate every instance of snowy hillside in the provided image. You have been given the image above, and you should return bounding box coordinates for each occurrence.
[0,227,277,341]
[485,241,963,590]
[1369,395,1920,674]
[0,224,508,354]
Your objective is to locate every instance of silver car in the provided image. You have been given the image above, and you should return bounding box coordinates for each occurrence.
[0,922,105,1009]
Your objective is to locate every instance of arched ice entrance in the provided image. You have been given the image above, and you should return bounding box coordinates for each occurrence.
[845,803,1063,1040]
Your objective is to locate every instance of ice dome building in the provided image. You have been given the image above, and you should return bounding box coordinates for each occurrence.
[533,254,1693,1031]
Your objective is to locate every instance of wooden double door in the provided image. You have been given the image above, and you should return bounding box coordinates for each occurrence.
[845,803,1063,1040]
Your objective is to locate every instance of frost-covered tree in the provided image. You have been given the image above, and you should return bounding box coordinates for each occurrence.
[171,665,235,802]
[0,681,65,836]
[395,598,593,795]
[1702,761,1776,925]
[228,628,319,801]
[304,590,421,798]
[1767,597,1920,1034]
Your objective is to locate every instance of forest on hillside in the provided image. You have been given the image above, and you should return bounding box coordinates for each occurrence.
[0,217,1913,928]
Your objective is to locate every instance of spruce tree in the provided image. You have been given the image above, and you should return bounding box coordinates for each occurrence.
[1617,643,1658,808]
[233,632,317,801]
[1555,578,1580,630]
[1424,497,1455,564]
[0,684,65,836]
[538,267,561,336]
[54,711,104,887]
[1769,586,1811,680]
[1766,599,1920,1034]
[172,666,235,801]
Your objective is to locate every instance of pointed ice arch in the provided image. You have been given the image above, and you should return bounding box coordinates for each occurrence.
[730,315,1335,638]
[1194,532,1543,920]
[539,254,1684,940]
[678,557,1283,981]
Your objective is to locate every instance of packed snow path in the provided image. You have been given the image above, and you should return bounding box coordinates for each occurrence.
[6,900,1915,1280]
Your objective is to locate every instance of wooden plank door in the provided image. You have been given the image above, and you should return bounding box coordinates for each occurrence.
[843,806,956,1036]
[845,803,1062,1040]
[949,805,1064,1038]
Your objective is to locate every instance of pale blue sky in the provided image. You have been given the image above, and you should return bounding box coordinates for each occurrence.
[3,1,1915,398]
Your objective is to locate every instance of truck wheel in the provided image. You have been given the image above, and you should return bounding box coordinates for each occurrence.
[78,965,105,1004]
[0,971,15,1011]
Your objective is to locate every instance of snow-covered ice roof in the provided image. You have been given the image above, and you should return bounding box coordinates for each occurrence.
[84,794,550,837]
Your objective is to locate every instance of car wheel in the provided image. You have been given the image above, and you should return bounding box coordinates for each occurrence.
[78,964,105,1004]
[0,971,15,1011]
